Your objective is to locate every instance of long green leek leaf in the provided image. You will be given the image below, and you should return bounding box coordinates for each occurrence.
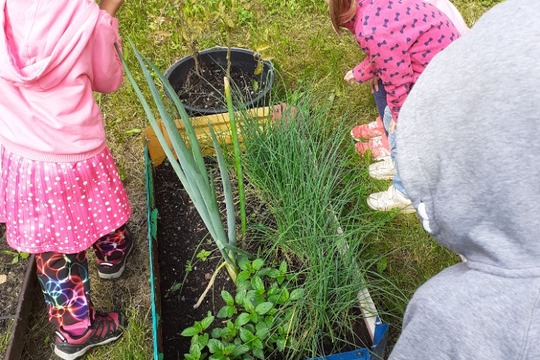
[129,45,229,246]
[129,41,201,187]
[117,46,187,187]
[128,45,226,248]
[224,77,246,235]
[209,125,236,248]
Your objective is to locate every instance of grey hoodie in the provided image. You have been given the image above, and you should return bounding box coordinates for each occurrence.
[390,0,540,359]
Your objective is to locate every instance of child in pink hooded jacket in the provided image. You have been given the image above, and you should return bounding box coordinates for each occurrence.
[349,0,467,178]
[0,0,130,358]
[329,0,461,213]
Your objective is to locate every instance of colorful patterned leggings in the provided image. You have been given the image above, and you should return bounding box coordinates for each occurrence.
[35,225,129,328]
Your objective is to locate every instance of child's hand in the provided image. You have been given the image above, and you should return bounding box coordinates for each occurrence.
[344,70,357,84]
[368,77,380,93]
[99,0,124,17]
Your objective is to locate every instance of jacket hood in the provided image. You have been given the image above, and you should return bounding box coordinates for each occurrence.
[0,0,100,90]
[397,0,540,277]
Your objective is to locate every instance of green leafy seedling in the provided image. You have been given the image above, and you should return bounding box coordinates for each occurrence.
[181,257,305,359]
[196,249,212,262]
[1,250,29,265]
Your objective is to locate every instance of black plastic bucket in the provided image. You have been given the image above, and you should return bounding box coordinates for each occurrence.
[165,47,274,116]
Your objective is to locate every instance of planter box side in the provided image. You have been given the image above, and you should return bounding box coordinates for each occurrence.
[4,255,37,360]
[144,145,163,360]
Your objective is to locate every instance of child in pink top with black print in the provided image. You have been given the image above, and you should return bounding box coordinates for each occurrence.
[328,0,461,213]
[0,0,130,358]
[349,0,467,177]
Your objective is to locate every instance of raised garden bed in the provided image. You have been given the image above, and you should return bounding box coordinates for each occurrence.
[0,225,37,360]
[143,109,388,359]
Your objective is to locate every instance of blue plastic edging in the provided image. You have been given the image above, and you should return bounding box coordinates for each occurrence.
[309,349,370,360]
[145,145,161,360]
[372,318,390,360]
[307,316,389,360]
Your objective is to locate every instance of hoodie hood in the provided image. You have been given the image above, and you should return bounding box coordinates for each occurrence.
[397,0,540,276]
[0,0,100,90]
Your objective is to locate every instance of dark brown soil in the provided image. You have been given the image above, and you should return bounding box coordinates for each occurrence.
[176,62,265,112]
[154,159,237,359]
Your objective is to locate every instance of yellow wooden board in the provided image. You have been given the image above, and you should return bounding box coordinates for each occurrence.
[143,106,272,166]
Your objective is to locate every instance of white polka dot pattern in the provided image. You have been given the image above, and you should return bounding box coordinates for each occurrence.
[0,145,131,254]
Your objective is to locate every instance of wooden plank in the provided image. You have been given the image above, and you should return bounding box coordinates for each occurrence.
[334,216,381,342]
[144,106,271,166]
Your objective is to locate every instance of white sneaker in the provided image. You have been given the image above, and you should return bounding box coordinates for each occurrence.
[367,185,415,213]
[368,157,396,180]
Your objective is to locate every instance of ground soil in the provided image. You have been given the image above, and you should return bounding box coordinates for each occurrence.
[176,62,268,113]
[153,160,373,360]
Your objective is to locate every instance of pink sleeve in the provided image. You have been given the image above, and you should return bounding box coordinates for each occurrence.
[352,58,377,83]
[91,11,123,93]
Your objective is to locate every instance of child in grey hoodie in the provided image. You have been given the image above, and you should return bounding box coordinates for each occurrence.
[390,0,540,358]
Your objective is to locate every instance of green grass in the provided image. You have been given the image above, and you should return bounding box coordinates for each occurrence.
[91,0,502,358]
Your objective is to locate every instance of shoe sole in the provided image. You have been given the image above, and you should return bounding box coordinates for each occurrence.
[98,240,133,280]
[369,172,395,180]
[54,333,123,360]
[368,157,395,180]
[351,125,385,142]
[351,130,384,142]
[368,168,396,180]
[351,129,363,142]
[366,199,416,214]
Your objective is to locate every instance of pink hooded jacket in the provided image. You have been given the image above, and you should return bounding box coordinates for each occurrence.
[0,0,123,162]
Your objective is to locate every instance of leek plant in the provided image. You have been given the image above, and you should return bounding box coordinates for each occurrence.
[119,41,239,278]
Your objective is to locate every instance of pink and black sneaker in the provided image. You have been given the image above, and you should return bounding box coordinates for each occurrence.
[93,225,133,279]
[54,312,127,360]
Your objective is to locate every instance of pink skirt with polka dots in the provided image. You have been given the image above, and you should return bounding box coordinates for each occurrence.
[0,145,132,254]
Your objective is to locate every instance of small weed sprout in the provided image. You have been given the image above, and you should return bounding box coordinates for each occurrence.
[1,250,30,265]
[196,249,212,262]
